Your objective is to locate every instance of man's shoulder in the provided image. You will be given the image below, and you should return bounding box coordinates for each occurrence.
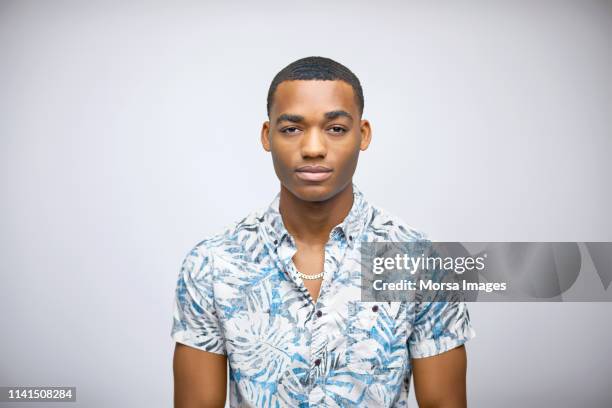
[184,206,266,262]
[365,201,430,242]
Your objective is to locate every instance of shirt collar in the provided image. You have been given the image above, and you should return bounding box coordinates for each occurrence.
[261,182,370,251]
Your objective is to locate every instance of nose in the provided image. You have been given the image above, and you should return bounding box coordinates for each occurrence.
[300,129,327,158]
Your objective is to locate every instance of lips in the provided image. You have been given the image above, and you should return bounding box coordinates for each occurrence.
[295,165,333,182]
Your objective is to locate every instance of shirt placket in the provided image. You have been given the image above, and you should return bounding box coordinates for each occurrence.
[307,230,352,406]
[264,220,358,406]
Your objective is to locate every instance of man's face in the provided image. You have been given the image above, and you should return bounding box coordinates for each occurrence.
[261,80,371,202]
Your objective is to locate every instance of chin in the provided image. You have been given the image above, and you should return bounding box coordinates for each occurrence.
[291,183,339,202]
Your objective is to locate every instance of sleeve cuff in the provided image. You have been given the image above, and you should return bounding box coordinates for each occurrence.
[171,330,227,355]
[409,326,476,359]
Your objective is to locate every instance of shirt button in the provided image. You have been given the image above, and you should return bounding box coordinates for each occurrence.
[316,310,323,318]
[372,305,379,312]
[349,235,353,241]
[314,358,321,366]
[273,239,278,245]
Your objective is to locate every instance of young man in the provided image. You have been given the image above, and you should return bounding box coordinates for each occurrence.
[172,56,475,407]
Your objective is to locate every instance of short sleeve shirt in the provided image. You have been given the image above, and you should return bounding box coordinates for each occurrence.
[171,183,476,407]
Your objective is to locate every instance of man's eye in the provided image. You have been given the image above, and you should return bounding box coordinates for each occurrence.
[329,126,347,134]
[281,127,300,134]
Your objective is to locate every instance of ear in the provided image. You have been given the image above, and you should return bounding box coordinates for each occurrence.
[261,121,271,152]
[359,119,372,151]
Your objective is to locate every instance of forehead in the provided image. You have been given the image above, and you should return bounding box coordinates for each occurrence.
[271,80,357,118]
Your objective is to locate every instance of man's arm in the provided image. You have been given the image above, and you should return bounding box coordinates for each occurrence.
[172,244,228,407]
[412,345,467,408]
[173,343,227,408]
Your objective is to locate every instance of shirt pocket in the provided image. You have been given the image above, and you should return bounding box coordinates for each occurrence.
[346,300,407,370]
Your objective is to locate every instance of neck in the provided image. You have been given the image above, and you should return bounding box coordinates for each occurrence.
[278,182,354,246]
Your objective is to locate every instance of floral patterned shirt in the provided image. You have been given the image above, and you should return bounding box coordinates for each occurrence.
[171,183,475,407]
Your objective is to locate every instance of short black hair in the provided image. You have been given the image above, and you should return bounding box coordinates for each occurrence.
[266,56,364,118]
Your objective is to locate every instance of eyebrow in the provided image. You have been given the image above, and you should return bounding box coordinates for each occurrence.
[275,110,354,125]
